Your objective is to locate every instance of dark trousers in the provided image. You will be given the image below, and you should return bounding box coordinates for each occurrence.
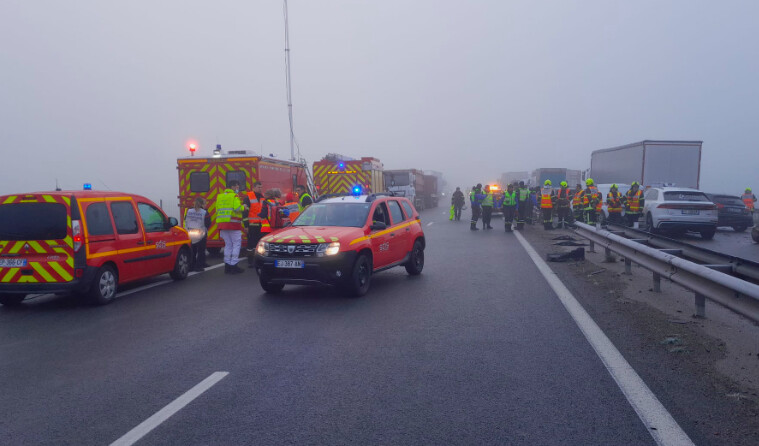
[573,207,584,223]
[607,212,623,225]
[191,236,207,268]
[585,209,597,225]
[471,206,481,228]
[482,206,493,227]
[541,208,553,229]
[557,206,571,228]
[454,205,463,221]
[625,213,640,227]
[517,201,531,223]
[247,224,262,249]
[503,207,516,231]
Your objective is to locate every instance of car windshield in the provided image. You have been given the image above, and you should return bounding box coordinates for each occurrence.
[710,195,745,206]
[0,202,68,240]
[293,202,371,227]
[663,191,709,202]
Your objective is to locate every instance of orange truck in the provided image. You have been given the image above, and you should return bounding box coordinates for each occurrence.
[177,148,307,253]
[312,154,384,196]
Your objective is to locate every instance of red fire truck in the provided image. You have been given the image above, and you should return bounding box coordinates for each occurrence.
[177,148,307,253]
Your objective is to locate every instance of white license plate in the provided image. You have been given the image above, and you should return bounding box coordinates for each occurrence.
[0,258,27,268]
[681,209,699,215]
[275,260,304,269]
[727,208,742,213]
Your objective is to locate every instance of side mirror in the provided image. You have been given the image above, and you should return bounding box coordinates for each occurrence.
[370,221,387,231]
[168,217,179,228]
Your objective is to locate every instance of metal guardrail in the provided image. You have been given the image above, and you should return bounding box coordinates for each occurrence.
[573,222,759,323]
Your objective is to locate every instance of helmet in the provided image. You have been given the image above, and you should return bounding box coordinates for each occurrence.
[476,183,482,189]
[560,181,568,187]
[586,178,594,186]
[631,181,639,187]
[611,183,618,189]
[746,187,752,192]
[544,180,552,186]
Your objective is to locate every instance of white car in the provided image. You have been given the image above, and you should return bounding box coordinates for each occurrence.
[642,187,718,239]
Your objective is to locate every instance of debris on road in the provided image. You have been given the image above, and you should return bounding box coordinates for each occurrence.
[547,248,585,262]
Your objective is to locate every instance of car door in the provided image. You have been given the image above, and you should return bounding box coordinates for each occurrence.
[137,202,175,274]
[386,199,410,262]
[108,199,147,282]
[369,202,394,268]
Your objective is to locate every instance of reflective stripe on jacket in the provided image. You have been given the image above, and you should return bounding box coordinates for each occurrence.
[216,189,244,230]
[625,190,643,213]
[518,187,530,202]
[502,190,517,207]
[572,190,584,208]
[607,191,623,213]
[247,192,263,224]
[299,193,312,212]
[583,187,599,211]
[742,193,756,210]
[259,199,277,233]
[556,188,571,208]
[540,187,554,209]
[482,193,494,207]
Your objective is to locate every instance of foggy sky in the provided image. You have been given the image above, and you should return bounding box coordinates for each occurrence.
[2,0,757,218]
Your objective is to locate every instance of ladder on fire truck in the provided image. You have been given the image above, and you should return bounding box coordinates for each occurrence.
[299,157,318,199]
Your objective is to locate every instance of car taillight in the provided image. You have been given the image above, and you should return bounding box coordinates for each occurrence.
[72,220,83,252]
[716,203,724,209]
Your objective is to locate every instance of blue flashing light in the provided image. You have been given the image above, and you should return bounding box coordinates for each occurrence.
[83,183,92,190]
[352,185,362,196]
[338,162,345,169]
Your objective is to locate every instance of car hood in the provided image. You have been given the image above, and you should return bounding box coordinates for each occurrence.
[262,226,367,244]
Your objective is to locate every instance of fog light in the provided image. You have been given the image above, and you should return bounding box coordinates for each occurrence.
[335,270,342,278]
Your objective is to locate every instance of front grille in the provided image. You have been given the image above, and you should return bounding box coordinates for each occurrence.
[269,243,317,257]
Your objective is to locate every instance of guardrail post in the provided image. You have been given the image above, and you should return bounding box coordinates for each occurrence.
[694,293,706,318]
[588,239,595,253]
[624,258,632,275]
[652,273,661,293]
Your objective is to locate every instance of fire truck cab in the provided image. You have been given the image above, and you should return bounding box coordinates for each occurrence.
[177,149,308,252]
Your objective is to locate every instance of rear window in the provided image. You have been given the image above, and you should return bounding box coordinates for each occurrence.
[0,203,68,240]
[226,171,247,191]
[190,172,210,193]
[663,191,709,202]
[710,195,744,206]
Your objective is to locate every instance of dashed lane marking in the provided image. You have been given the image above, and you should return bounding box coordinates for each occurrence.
[426,222,434,227]
[514,231,694,446]
[110,372,229,446]
[116,263,225,298]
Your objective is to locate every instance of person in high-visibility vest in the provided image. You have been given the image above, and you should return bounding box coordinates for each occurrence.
[623,181,644,227]
[215,179,247,274]
[606,184,624,225]
[572,183,585,223]
[481,185,495,229]
[469,184,485,231]
[296,185,313,212]
[583,178,601,225]
[516,181,532,227]
[258,189,285,234]
[540,180,556,230]
[555,181,572,229]
[501,183,518,232]
[742,188,757,213]
[244,181,265,267]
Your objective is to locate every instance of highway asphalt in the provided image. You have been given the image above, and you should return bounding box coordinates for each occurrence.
[1,207,737,445]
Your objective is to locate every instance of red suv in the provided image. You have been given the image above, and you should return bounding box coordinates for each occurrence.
[0,191,191,306]
[254,193,426,296]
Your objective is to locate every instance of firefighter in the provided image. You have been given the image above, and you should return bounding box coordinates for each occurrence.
[623,181,644,227]
[244,181,265,267]
[482,185,494,229]
[296,185,313,212]
[516,181,532,228]
[554,181,572,229]
[742,188,757,213]
[539,180,556,230]
[216,179,247,274]
[572,183,584,223]
[451,187,465,221]
[606,184,624,225]
[470,184,485,231]
[583,178,600,225]
[501,183,518,232]
[184,197,211,271]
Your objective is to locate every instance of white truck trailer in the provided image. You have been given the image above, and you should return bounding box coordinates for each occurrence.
[590,140,702,189]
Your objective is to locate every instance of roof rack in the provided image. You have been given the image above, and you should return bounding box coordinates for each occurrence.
[365,192,394,202]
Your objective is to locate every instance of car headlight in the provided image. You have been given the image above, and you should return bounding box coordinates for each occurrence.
[317,242,340,256]
[256,241,269,255]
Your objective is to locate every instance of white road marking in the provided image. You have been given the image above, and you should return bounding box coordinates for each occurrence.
[116,263,224,298]
[514,231,694,446]
[426,222,434,227]
[110,371,229,446]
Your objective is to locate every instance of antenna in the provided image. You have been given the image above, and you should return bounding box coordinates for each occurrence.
[284,0,296,161]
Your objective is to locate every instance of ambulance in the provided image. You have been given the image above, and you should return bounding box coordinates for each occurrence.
[177,146,308,253]
[312,154,384,197]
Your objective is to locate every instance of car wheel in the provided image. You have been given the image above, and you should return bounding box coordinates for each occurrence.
[169,248,190,280]
[700,228,716,240]
[0,293,26,306]
[89,265,118,305]
[646,213,658,234]
[732,225,747,233]
[343,254,372,297]
[259,273,284,294]
[404,240,425,276]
